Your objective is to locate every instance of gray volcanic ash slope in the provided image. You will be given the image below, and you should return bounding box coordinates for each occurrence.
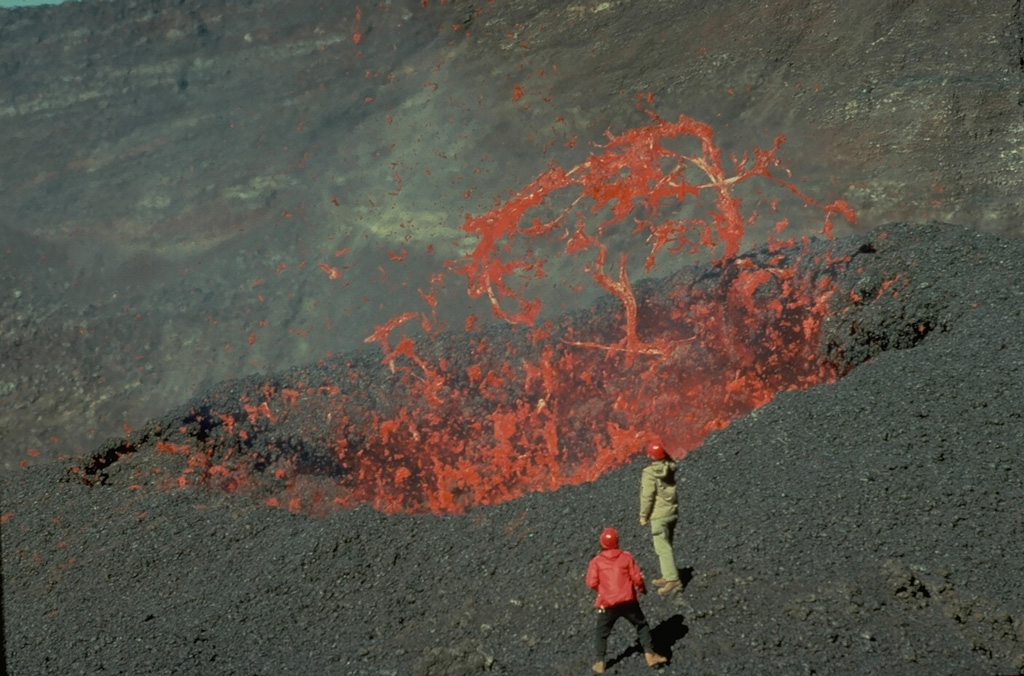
[3,222,1024,675]
[2,0,1023,473]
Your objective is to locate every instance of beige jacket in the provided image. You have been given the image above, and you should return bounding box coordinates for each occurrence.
[640,459,678,522]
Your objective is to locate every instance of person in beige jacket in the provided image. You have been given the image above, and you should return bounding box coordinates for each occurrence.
[639,439,681,595]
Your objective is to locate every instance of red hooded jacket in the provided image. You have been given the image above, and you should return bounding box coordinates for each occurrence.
[586,548,646,608]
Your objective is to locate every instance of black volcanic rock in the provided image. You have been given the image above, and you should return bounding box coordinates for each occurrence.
[3,222,1024,675]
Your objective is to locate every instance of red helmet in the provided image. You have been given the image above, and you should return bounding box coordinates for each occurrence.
[646,440,667,460]
[599,527,619,550]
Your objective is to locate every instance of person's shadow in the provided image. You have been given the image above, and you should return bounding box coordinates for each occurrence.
[650,613,689,661]
[674,566,695,590]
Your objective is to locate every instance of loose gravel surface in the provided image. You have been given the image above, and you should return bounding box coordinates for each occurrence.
[3,222,1023,675]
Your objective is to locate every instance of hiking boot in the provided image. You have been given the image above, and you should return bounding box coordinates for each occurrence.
[657,579,683,595]
[651,577,670,587]
[592,660,606,674]
[645,652,668,668]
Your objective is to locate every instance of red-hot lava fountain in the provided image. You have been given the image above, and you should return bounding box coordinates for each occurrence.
[78,112,855,515]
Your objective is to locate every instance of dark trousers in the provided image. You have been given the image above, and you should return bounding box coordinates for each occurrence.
[593,600,654,660]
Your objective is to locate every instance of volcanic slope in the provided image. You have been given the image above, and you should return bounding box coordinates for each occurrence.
[3,222,1024,675]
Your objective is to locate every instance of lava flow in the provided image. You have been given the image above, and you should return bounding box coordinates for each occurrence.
[79,112,855,516]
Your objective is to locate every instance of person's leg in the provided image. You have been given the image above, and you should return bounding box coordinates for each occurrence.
[650,517,679,582]
[593,607,617,664]
[621,601,655,653]
[622,601,667,667]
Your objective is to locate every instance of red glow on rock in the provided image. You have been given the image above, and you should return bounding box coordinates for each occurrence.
[243,401,276,425]
[352,6,363,45]
[317,262,343,280]
[156,441,191,455]
[219,414,236,436]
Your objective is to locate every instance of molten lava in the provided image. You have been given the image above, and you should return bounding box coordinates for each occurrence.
[84,112,855,515]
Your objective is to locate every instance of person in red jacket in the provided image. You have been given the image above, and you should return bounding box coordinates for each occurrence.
[585,527,668,673]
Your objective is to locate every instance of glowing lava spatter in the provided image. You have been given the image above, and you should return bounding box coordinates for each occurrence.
[442,112,854,344]
[82,113,855,516]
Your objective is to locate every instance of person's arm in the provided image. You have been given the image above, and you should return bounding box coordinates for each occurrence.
[639,467,655,524]
[585,557,600,592]
[628,554,646,595]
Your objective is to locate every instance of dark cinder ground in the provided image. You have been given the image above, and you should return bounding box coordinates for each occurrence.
[2,0,1024,674]
[3,222,1023,675]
